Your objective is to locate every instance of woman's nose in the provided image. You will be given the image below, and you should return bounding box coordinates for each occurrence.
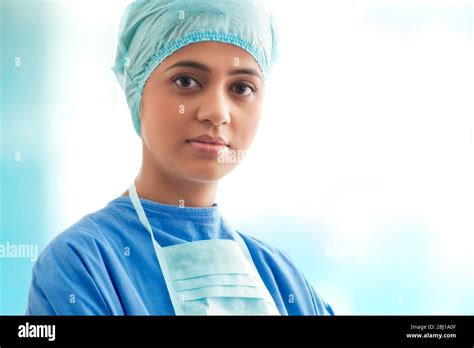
[196,89,231,126]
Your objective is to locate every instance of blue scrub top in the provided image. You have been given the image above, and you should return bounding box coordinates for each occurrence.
[26,196,334,315]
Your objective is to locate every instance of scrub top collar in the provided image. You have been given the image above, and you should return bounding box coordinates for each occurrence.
[110,195,221,224]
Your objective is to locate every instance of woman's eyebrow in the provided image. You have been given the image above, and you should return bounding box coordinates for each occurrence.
[165,60,263,81]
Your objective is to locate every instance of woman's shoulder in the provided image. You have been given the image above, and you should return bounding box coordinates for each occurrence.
[237,231,335,315]
[36,217,101,268]
[27,200,128,315]
[37,197,129,264]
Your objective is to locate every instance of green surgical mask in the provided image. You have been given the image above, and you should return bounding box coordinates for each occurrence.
[128,181,280,315]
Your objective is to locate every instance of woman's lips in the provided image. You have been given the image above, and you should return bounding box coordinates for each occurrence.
[186,140,229,156]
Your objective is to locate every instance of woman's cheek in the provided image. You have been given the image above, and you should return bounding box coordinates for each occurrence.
[246,105,262,140]
[234,116,259,151]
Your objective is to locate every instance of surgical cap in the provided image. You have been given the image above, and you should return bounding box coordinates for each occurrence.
[111,0,280,136]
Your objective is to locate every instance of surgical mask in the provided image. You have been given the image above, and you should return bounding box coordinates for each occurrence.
[128,181,280,315]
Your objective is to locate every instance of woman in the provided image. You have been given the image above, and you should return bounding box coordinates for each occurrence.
[26,0,334,315]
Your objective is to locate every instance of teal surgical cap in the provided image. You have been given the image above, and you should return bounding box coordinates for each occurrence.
[111,0,280,136]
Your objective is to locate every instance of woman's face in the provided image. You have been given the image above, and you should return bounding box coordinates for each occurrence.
[139,41,265,183]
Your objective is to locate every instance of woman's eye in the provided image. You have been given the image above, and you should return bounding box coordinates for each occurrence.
[174,76,200,89]
[233,83,255,96]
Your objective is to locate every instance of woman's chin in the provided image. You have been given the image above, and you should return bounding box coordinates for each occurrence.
[182,162,235,183]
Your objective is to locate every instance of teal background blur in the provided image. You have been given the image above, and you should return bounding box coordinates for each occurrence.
[1,0,54,314]
[1,0,473,315]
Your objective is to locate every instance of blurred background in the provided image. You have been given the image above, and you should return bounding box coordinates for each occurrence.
[1,0,473,315]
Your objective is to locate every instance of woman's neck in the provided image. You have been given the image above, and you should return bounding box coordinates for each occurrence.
[122,160,219,208]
